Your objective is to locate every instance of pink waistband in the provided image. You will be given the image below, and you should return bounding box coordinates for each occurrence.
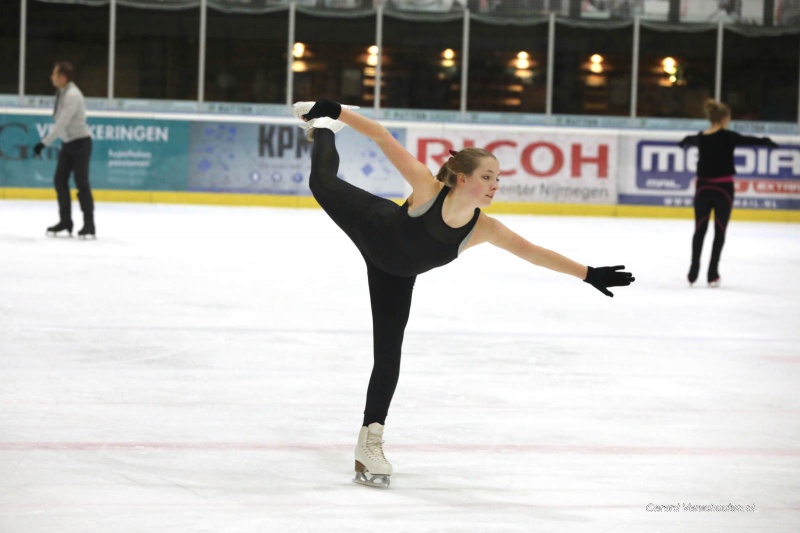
[698,176,734,183]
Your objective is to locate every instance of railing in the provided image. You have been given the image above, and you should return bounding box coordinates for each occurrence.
[5,0,800,127]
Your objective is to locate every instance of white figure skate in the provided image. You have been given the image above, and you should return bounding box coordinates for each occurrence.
[292,101,359,141]
[353,422,392,489]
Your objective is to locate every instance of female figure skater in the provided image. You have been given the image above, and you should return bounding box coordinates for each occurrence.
[678,99,778,287]
[294,99,635,488]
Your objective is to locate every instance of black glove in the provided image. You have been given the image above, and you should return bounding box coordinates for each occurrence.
[301,98,342,121]
[583,265,635,298]
[766,138,779,149]
[33,142,45,157]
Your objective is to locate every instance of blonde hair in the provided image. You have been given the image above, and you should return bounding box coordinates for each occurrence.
[435,147,497,188]
[704,99,731,125]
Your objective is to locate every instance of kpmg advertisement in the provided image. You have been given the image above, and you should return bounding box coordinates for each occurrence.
[618,136,800,210]
[0,114,190,191]
[188,122,406,197]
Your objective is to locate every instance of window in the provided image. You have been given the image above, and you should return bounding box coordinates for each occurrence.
[25,2,109,97]
[206,9,289,104]
[723,31,799,122]
[553,24,633,116]
[292,13,376,107]
[115,6,199,100]
[381,16,463,110]
[637,27,716,118]
[467,20,548,113]
[0,1,21,94]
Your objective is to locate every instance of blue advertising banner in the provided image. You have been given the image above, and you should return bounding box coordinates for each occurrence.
[0,113,190,191]
[188,122,407,197]
[619,139,800,210]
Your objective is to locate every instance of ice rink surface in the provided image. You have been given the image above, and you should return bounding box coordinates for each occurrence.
[1,199,798,533]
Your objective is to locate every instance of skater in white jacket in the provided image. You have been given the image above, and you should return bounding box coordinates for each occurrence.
[33,61,96,239]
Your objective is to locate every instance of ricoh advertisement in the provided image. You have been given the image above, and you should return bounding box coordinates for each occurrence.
[407,125,618,205]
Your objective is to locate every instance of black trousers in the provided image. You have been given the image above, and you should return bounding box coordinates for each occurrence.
[54,136,94,224]
[309,129,416,426]
[691,181,734,282]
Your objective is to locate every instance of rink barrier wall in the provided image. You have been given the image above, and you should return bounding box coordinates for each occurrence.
[2,108,799,222]
[6,186,800,222]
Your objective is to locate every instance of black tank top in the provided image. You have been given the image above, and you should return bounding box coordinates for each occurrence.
[357,186,480,278]
[680,129,775,179]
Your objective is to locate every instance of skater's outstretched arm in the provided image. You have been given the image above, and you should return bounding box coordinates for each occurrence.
[731,131,779,148]
[467,214,635,297]
[472,214,587,277]
[301,99,439,197]
[678,134,700,148]
[338,108,440,196]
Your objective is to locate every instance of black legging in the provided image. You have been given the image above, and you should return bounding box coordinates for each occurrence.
[691,181,734,282]
[309,129,416,426]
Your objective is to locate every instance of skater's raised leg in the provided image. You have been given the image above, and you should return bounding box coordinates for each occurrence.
[308,128,393,254]
[293,100,356,141]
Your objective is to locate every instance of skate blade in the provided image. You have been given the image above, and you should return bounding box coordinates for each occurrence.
[353,471,390,489]
[46,232,73,238]
[78,234,97,240]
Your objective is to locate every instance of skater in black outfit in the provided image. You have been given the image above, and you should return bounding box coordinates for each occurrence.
[678,99,777,286]
[294,98,635,488]
[33,62,96,239]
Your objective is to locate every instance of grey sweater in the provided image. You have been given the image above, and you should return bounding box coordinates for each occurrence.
[42,82,91,146]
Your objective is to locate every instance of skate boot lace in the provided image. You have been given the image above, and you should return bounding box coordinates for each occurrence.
[365,433,387,463]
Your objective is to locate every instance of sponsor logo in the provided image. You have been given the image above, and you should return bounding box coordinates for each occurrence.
[418,138,610,179]
[636,141,800,193]
[33,123,171,142]
[258,125,312,159]
[0,122,35,160]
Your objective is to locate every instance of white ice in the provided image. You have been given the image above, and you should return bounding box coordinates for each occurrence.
[1,199,799,533]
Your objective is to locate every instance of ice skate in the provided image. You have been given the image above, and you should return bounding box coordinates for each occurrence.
[707,268,720,287]
[687,263,699,286]
[46,221,73,237]
[78,221,96,240]
[353,422,391,489]
[293,101,359,142]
